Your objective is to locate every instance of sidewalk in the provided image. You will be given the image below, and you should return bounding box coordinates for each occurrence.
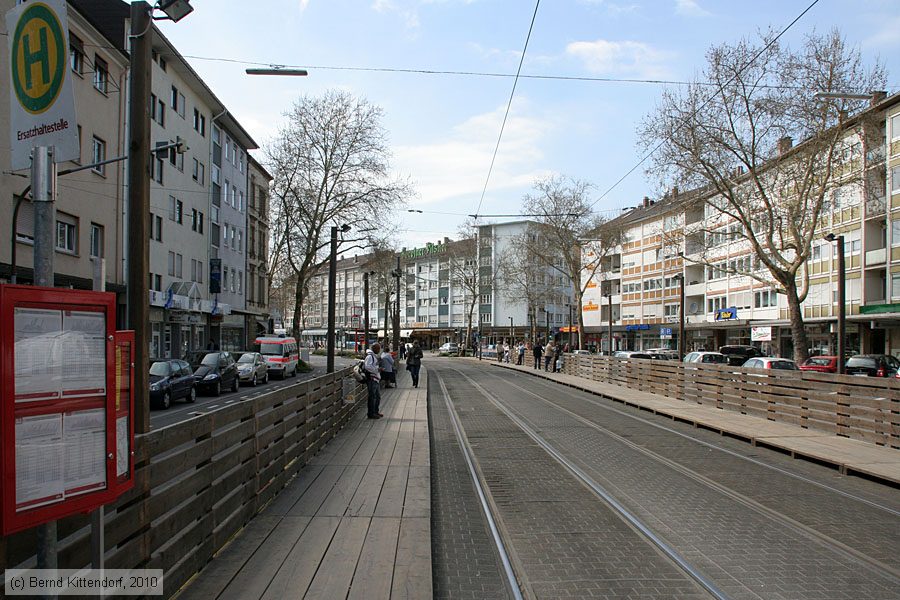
[489,360,900,485]
[174,368,431,600]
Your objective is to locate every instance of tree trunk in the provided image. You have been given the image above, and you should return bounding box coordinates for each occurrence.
[291,277,307,338]
[784,279,810,364]
[574,289,584,349]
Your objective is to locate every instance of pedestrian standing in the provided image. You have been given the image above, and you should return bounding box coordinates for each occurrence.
[380,348,396,388]
[544,342,554,371]
[364,343,383,419]
[553,344,562,372]
[406,340,423,388]
[517,342,525,365]
[504,342,511,363]
[533,341,544,369]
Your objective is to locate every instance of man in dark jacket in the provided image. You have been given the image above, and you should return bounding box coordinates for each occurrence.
[532,342,544,370]
[406,340,424,388]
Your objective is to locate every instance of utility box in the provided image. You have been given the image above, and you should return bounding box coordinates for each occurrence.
[0,285,134,534]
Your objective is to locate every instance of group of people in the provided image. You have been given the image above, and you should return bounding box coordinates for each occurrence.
[492,339,565,373]
[530,341,564,372]
[362,340,424,420]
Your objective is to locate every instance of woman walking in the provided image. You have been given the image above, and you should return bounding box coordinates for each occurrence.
[406,340,424,388]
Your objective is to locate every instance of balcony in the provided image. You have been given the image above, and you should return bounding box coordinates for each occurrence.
[865,247,886,266]
[865,195,886,218]
[685,282,705,296]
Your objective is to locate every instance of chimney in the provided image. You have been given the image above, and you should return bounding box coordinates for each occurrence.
[671,186,679,198]
[871,90,887,106]
[642,196,651,208]
[444,237,450,244]
[353,254,358,263]
[777,136,793,155]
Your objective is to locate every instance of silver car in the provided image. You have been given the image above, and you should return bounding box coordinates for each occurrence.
[236,352,269,386]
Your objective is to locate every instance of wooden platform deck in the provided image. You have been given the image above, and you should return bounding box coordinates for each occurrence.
[491,361,900,485]
[174,369,431,600]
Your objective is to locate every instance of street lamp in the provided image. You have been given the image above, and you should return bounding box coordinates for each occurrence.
[673,273,686,359]
[327,224,351,373]
[363,270,375,353]
[392,257,402,353]
[156,0,194,22]
[605,292,613,354]
[825,233,846,373]
[568,303,574,349]
[509,316,514,342]
[245,67,308,76]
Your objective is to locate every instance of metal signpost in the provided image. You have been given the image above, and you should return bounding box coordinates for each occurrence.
[6,0,80,586]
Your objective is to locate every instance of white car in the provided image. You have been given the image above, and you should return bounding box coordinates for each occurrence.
[572,349,591,355]
[438,343,459,353]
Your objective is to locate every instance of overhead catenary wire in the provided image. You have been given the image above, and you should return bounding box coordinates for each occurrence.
[472,0,541,222]
[586,0,823,212]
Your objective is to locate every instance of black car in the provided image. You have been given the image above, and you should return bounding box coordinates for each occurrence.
[844,354,900,377]
[149,359,196,409]
[188,351,239,395]
[718,345,764,366]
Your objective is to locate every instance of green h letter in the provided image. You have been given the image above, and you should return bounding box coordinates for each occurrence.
[22,26,50,91]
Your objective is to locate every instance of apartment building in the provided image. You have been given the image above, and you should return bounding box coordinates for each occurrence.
[583,91,900,358]
[0,0,129,297]
[477,221,577,344]
[246,156,272,345]
[209,118,256,350]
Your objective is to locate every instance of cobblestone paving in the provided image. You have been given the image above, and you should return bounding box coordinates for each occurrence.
[429,369,514,600]
[432,363,712,600]
[471,364,900,600]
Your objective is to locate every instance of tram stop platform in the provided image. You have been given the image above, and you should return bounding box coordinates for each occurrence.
[174,369,431,600]
[489,359,900,485]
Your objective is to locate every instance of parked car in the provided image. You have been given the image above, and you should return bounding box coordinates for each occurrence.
[254,336,299,379]
[718,345,764,366]
[646,349,680,360]
[572,349,592,355]
[438,342,459,353]
[798,356,840,373]
[742,357,799,370]
[235,352,269,386]
[188,351,239,395]
[149,359,196,409]
[614,351,654,359]
[683,351,729,364]
[844,354,900,377]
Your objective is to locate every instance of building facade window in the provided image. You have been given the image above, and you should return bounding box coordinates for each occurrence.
[171,86,185,118]
[192,158,205,184]
[91,136,106,175]
[90,223,103,258]
[56,216,77,253]
[92,55,108,93]
[70,34,84,75]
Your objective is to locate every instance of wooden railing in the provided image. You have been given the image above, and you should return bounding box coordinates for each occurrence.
[563,355,900,449]
[0,368,364,598]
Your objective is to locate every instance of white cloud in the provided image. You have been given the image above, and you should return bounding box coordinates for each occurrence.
[393,101,554,206]
[298,0,310,11]
[865,15,900,48]
[566,39,671,78]
[674,0,710,17]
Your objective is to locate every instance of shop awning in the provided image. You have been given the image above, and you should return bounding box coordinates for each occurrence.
[376,329,414,338]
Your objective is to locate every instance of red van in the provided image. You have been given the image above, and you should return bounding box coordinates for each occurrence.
[254,336,299,379]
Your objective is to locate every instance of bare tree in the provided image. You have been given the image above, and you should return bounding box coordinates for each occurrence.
[497,228,555,342]
[266,90,410,337]
[445,237,479,353]
[638,30,885,362]
[518,176,626,348]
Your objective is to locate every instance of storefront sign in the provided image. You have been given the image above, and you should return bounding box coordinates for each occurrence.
[625,324,650,331]
[715,306,738,321]
[660,327,672,338]
[751,326,772,342]
[403,242,447,260]
[583,301,599,311]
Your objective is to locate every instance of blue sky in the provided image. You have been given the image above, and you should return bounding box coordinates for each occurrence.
[157,0,900,248]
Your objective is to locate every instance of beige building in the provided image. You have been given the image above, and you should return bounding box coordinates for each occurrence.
[245,156,272,345]
[583,91,900,358]
[0,1,129,294]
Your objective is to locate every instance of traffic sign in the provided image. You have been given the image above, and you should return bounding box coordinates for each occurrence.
[6,0,79,170]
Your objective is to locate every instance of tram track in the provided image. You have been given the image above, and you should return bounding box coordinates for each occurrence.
[474,366,900,584]
[429,359,900,599]
[433,367,721,599]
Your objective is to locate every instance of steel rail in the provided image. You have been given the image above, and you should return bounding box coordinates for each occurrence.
[480,367,900,583]
[435,373,526,600]
[490,365,900,518]
[452,367,730,600]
